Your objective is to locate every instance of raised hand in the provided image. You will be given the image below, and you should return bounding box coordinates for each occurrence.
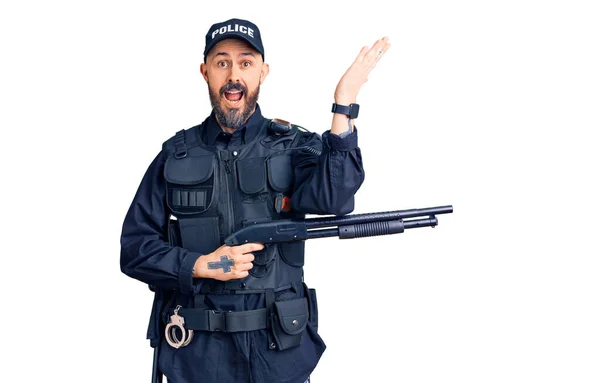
[334,36,391,105]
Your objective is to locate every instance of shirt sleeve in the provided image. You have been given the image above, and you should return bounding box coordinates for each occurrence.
[120,150,203,294]
[290,127,365,216]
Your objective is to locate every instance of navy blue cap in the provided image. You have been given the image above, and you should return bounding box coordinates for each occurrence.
[203,18,264,62]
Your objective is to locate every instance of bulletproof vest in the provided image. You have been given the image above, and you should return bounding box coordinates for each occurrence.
[162,119,307,293]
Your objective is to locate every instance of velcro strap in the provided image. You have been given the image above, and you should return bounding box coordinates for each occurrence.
[178,308,268,332]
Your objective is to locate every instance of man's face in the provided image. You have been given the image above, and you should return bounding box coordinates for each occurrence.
[201,39,269,130]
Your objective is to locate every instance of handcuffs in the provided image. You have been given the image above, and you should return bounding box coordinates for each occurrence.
[165,305,194,349]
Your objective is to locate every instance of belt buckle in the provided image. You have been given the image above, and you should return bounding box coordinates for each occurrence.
[208,309,226,332]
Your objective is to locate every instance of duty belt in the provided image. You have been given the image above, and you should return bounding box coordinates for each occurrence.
[163,283,304,349]
[164,306,269,348]
[177,307,268,332]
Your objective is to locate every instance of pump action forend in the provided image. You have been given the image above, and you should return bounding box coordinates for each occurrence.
[224,205,453,246]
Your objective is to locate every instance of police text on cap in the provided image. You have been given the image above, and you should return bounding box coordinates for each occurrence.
[211,24,254,40]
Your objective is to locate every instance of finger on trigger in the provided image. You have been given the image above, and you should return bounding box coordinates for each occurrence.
[238,242,263,254]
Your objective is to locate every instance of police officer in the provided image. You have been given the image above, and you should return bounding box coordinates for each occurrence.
[120,18,390,383]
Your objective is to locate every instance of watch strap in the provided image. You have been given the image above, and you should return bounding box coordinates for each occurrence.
[331,103,359,119]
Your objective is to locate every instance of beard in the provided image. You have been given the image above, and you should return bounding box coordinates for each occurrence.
[209,82,260,130]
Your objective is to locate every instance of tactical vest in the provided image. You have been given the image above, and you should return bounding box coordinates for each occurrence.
[162,119,307,293]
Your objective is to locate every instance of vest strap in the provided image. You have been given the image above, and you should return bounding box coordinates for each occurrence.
[178,307,268,332]
[174,129,187,159]
[266,288,276,348]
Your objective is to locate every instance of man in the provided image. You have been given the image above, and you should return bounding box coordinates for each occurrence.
[120,18,390,383]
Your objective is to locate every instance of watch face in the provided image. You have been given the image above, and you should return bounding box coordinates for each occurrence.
[349,103,359,119]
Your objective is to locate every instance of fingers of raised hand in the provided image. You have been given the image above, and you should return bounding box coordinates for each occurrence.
[365,36,390,66]
[349,37,390,82]
[354,45,370,63]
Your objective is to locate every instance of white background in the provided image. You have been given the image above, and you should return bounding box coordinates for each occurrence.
[1,0,599,382]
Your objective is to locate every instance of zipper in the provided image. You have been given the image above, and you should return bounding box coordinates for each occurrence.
[220,151,236,237]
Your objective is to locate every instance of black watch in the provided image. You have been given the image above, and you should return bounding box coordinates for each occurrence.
[331,103,360,119]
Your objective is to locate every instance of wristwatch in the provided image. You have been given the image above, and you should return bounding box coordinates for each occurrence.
[331,103,360,119]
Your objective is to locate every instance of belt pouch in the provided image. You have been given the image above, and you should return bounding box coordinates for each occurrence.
[270,297,309,351]
[303,283,319,331]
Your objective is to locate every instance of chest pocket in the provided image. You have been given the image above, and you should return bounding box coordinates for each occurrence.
[236,157,267,195]
[266,155,293,193]
[236,154,294,196]
[164,154,216,215]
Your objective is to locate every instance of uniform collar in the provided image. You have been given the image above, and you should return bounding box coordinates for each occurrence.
[203,104,265,147]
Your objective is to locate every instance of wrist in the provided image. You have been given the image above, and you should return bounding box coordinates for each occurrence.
[334,93,356,106]
[334,99,356,106]
[192,255,206,278]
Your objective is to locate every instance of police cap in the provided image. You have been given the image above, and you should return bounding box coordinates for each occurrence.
[204,18,264,62]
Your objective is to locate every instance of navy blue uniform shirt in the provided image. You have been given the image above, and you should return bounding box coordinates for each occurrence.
[120,105,365,382]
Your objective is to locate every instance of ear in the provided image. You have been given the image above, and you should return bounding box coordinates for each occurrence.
[260,63,270,84]
[200,63,209,83]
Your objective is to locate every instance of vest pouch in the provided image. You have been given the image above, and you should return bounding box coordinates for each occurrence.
[249,243,277,278]
[266,155,293,193]
[236,157,267,195]
[270,297,309,351]
[164,154,216,215]
[178,216,220,255]
[279,241,305,267]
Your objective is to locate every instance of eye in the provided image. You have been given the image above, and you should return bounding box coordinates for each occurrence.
[217,61,228,68]
[242,61,251,68]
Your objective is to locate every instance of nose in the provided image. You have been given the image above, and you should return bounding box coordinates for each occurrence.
[227,64,242,84]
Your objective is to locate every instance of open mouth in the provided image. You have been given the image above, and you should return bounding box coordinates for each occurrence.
[224,90,244,106]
